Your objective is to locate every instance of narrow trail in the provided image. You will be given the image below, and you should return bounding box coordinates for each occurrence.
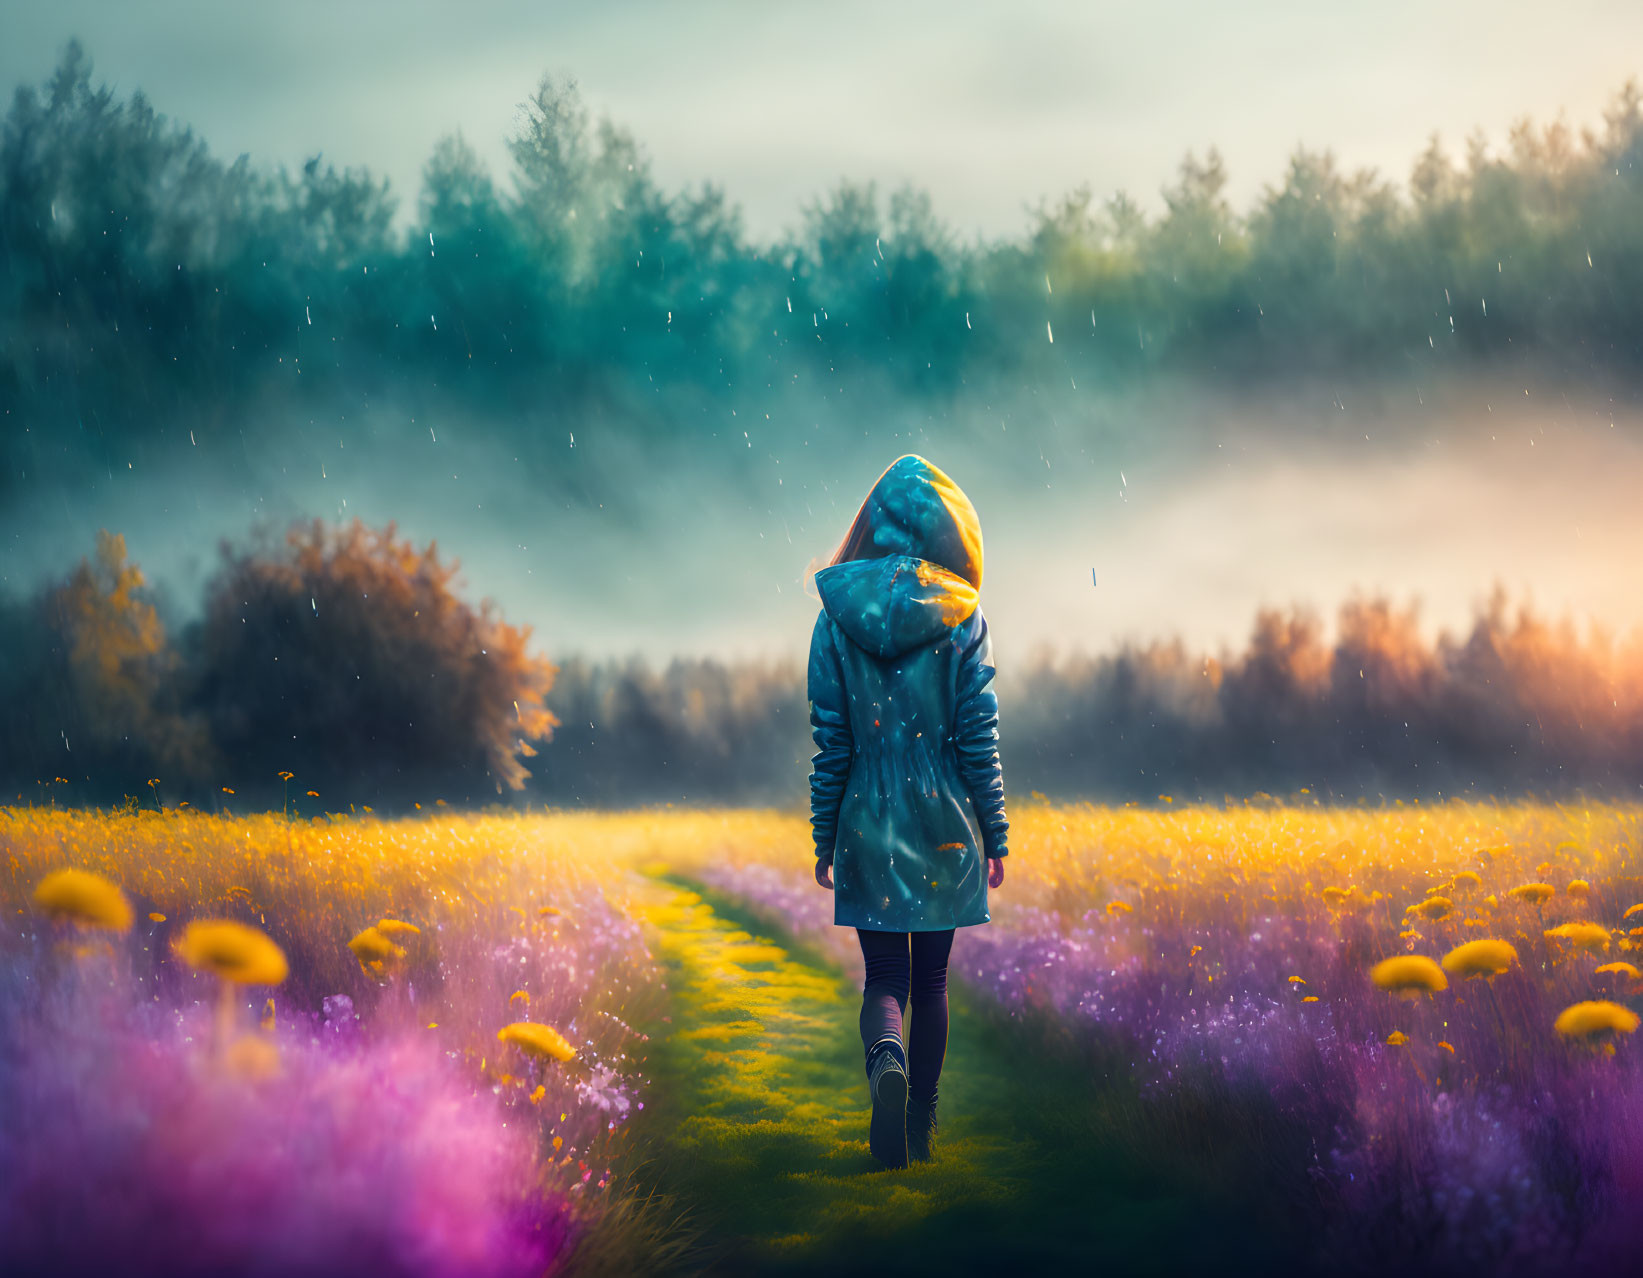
[626,870,1286,1277]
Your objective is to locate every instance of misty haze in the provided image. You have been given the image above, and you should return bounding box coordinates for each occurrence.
[4,40,1643,810]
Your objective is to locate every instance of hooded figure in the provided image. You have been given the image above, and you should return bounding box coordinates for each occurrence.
[807,454,1008,932]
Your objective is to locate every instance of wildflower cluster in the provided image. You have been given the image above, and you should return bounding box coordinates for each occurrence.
[680,799,1643,1275]
[0,808,666,1275]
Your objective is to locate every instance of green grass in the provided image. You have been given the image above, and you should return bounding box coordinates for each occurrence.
[626,871,1302,1277]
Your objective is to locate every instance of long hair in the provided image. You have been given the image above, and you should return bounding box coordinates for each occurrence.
[801,457,904,601]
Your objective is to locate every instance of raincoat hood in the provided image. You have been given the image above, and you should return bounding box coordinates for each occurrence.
[813,455,984,659]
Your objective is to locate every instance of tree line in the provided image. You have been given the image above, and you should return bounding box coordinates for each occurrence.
[5,522,1642,809]
[4,43,1643,495]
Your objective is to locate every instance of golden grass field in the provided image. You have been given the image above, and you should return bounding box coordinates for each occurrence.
[6,798,1643,1275]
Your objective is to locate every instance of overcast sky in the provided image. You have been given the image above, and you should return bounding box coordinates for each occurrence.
[3,0,1641,241]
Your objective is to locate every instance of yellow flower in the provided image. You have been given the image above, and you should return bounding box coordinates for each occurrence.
[1398,929,1422,941]
[1451,871,1482,891]
[1509,883,1554,905]
[1407,896,1454,921]
[1440,939,1518,979]
[1386,1030,1410,1045]
[1544,922,1611,955]
[1568,879,1591,898]
[1370,955,1448,993]
[1437,1040,1455,1053]
[375,918,421,937]
[1595,962,1642,980]
[149,912,167,923]
[1287,976,1306,984]
[1554,1000,1640,1040]
[176,920,288,985]
[348,926,406,966]
[1301,995,1319,1003]
[510,989,531,1006]
[1626,904,1643,921]
[1106,900,1133,915]
[529,1084,546,1104]
[1484,895,1499,908]
[497,1021,576,1062]
[1321,885,1356,905]
[538,906,563,918]
[33,869,132,931]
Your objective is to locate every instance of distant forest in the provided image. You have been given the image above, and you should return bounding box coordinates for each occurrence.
[4,521,1642,808]
[4,43,1643,495]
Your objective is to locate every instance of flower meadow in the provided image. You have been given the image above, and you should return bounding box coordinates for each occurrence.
[0,809,674,1278]
[8,801,1643,1276]
[681,800,1643,1277]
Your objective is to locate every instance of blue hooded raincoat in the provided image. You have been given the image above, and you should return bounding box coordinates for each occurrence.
[807,454,1008,932]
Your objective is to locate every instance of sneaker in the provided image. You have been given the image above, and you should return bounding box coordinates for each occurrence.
[866,1043,908,1168]
[907,1096,938,1163]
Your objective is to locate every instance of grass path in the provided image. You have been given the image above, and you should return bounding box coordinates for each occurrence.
[625,871,1294,1277]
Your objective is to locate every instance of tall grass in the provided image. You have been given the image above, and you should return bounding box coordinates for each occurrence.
[0,808,671,1276]
[681,800,1643,1275]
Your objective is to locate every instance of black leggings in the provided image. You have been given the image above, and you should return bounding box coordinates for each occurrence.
[856,927,955,1106]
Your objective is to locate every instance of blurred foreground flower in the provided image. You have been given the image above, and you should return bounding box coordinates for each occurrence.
[1554,1000,1640,1040]
[0,1011,574,1277]
[1370,954,1448,993]
[33,869,132,932]
[498,1022,576,1063]
[176,920,289,986]
[348,925,407,975]
[1440,938,1518,979]
[1545,922,1611,955]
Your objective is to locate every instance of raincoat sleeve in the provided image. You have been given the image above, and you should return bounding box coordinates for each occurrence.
[954,611,1009,858]
[807,611,853,864]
